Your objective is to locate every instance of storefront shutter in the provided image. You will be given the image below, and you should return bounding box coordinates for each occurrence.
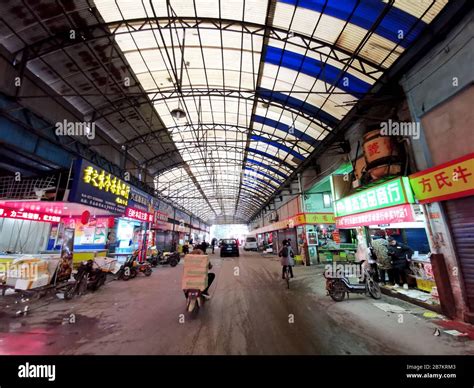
[444,196,474,312]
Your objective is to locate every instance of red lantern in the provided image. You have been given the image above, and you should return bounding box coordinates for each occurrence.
[107,217,115,228]
[81,210,90,225]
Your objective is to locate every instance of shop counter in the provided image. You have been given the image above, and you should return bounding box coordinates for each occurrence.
[71,250,107,264]
[0,253,60,264]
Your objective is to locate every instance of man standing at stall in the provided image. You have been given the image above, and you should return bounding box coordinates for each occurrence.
[387,237,414,289]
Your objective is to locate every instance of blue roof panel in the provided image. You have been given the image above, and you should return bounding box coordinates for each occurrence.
[257,88,339,127]
[253,114,320,145]
[265,46,372,95]
[278,0,426,48]
[251,134,305,160]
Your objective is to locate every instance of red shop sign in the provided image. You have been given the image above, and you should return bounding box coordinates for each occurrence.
[124,207,153,223]
[335,204,415,228]
[0,206,62,223]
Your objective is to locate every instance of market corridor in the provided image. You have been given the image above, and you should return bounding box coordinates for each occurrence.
[0,250,472,356]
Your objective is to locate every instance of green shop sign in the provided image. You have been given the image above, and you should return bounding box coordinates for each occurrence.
[334,177,415,217]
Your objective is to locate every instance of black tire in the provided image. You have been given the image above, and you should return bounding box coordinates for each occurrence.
[144,268,152,276]
[122,272,131,281]
[186,296,199,318]
[170,259,178,267]
[78,277,88,295]
[329,280,346,302]
[63,284,75,300]
[367,277,382,299]
[130,269,137,279]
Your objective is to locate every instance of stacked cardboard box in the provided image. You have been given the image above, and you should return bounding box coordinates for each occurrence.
[182,254,209,291]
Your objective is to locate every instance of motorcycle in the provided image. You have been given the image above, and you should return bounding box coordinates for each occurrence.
[133,259,153,277]
[116,250,152,280]
[184,263,212,316]
[147,247,180,267]
[185,289,205,315]
[116,254,136,281]
[324,260,381,302]
[64,259,107,299]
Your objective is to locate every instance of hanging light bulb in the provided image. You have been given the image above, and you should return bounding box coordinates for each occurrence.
[171,100,186,120]
[171,108,186,119]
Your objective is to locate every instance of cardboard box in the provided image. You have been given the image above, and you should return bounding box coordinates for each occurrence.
[182,254,209,291]
[182,275,208,291]
[184,268,208,276]
[183,254,209,268]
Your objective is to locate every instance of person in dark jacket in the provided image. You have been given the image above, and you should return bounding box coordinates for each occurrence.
[211,237,217,253]
[387,237,413,288]
[279,240,294,279]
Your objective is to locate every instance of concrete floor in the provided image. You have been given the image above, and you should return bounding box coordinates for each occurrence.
[1,250,473,355]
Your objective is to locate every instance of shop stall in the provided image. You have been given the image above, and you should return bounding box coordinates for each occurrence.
[174,209,191,250]
[0,201,116,265]
[66,158,134,263]
[333,176,440,306]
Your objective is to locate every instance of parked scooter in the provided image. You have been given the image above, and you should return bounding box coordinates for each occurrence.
[147,247,180,267]
[116,255,136,281]
[324,260,381,301]
[116,250,152,280]
[133,259,152,277]
[64,259,107,299]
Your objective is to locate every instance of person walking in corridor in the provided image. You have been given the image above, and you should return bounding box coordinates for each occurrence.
[211,237,217,254]
[279,240,294,279]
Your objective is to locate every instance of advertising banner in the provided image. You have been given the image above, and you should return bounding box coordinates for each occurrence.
[334,177,415,217]
[409,153,474,204]
[57,228,74,282]
[0,206,61,223]
[69,159,130,213]
[129,185,155,212]
[335,204,415,228]
[124,206,154,223]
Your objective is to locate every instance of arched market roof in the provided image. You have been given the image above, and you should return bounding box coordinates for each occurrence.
[0,0,448,222]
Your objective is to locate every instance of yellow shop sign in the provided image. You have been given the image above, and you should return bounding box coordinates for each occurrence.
[409,153,474,204]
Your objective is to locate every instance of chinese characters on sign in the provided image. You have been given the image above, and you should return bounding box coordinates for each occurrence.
[83,165,130,206]
[69,159,131,213]
[0,207,61,223]
[125,207,154,223]
[335,204,414,228]
[409,153,474,204]
[334,177,414,217]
